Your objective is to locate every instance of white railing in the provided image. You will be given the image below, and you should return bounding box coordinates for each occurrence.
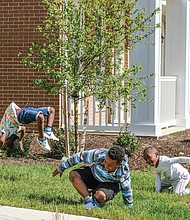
[67,76,177,133]
[160,76,177,127]
[68,96,129,132]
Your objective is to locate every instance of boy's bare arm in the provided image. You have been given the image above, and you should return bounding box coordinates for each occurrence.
[18,126,26,151]
[0,133,6,147]
[18,126,26,141]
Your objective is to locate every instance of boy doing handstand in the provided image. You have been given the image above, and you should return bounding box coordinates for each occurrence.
[0,102,59,151]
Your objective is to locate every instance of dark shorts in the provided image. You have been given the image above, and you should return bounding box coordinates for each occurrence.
[71,166,120,201]
[17,107,50,124]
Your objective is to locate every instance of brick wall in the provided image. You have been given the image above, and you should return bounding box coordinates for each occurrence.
[0,0,61,132]
[0,0,130,134]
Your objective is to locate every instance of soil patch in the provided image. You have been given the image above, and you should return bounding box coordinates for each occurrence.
[1,129,190,171]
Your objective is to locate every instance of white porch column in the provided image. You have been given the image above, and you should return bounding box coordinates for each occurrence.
[129,0,162,136]
[165,0,190,127]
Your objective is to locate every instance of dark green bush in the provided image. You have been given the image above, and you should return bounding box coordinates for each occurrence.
[49,128,75,159]
[114,124,140,157]
[2,133,32,158]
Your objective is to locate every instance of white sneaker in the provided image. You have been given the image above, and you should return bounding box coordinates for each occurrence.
[44,132,59,141]
[183,188,190,194]
[37,137,51,151]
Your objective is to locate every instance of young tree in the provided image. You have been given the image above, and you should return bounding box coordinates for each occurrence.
[19,0,159,153]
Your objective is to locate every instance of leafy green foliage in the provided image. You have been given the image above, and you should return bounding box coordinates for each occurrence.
[18,0,159,109]
[114,124,139,157]
[48,128,75,159]
[18,0,160,152]
[2,133,33,158]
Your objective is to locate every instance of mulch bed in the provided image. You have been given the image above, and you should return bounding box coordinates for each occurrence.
[1,129,190,171]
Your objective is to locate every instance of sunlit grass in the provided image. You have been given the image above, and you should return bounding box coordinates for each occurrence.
[0,164,189,220]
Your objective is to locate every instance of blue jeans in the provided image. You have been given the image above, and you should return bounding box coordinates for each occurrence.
[17,107,50,124]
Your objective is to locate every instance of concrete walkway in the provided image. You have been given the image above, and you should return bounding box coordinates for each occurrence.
[0,206,105,220]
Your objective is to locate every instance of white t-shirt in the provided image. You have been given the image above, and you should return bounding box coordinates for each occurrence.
[154,155,190,191]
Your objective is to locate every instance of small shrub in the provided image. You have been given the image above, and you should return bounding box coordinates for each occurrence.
[114,124,140,157]
[3,133,32,157]
[49,128,75,159]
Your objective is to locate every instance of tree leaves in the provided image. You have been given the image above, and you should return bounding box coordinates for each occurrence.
[19,0,159,110]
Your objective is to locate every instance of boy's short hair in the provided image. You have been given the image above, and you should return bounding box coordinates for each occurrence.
[108,146,125,163]
[143,146,159,156]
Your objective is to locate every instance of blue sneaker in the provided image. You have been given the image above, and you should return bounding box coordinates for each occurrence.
[84,198,100,209]
[93,198,101,207]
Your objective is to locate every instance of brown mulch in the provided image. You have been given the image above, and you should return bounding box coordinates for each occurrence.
[86,130,190,171]
[1,129,190,171]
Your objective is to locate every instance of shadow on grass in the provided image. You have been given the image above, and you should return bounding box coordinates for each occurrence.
[133,187,155,192]
[27,193,81,205]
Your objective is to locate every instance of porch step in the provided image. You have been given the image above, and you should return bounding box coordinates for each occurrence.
[161,126,187,136]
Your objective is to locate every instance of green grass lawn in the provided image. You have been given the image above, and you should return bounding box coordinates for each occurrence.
[0,164,189,220]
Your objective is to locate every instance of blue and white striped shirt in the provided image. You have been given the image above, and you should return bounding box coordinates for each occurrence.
[58,148,133,207]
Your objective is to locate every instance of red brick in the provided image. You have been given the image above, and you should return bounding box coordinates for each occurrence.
[0,0,59,131]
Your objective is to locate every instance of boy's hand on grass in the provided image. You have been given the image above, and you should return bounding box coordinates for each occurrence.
[52,168,62,177]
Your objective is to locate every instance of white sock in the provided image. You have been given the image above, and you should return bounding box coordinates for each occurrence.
[84,196,93,202]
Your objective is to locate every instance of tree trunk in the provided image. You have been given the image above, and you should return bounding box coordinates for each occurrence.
[74,97,79,152]
[79,99,89,151]
[63,88,70,158]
